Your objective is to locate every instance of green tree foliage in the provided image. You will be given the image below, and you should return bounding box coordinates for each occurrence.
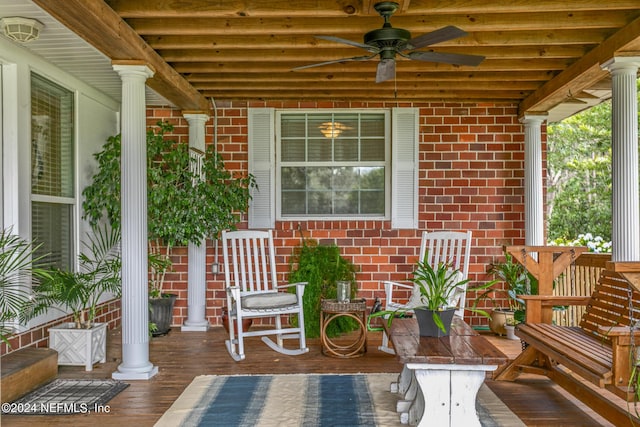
[547,81,640,243]
[82,122,256,295]
[83,121,255,247]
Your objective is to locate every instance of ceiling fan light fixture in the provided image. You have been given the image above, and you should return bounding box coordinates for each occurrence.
[1,17,44,43]
[319,121,351,138]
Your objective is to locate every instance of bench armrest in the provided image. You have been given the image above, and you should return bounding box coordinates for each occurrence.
[596,325,640,387]
[522,295,591,323]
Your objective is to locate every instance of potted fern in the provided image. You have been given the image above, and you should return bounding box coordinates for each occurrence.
[0,228,49,346]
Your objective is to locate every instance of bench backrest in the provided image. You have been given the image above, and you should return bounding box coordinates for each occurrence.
[580,269,640,343]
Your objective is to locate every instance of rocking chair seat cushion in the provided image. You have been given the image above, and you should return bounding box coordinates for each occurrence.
[241,292,298,309]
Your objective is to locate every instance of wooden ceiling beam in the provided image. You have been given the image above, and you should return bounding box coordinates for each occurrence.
[172,58,573,73]
[126,12,635,36]
[33,0,209,111]
[199,89,526,100]
[144,29,614,50]
[157,45,590,62]
[107,0,640,18]
[520,15,640,116]
[184,70,552,82]
[190,80,540,91]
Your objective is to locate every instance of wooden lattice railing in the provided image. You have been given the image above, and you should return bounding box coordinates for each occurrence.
[552,252,611,326]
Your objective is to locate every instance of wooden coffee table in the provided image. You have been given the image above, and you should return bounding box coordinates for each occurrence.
[385,317,507,427]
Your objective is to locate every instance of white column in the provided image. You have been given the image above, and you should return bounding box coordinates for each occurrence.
[602,57,640,262]
[182,112,210,331]
[112,63,158,380]
[520,114,547,247]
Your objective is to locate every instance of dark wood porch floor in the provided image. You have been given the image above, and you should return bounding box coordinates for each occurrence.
[1,326,615,426]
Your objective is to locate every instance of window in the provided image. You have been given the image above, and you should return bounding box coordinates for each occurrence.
[31,73,74,270]
[248,107,418,229]
[277,111,389,218]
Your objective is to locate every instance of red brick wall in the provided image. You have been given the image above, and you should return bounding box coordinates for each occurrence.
[147,100,539,329]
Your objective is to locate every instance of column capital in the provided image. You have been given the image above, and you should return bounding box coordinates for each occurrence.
[519,114,548,125]
[112,62,155,79]
[183,112,210,124]
[601,56,640,74]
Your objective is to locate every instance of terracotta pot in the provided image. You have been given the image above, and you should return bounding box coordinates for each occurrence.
[221,309,253,333]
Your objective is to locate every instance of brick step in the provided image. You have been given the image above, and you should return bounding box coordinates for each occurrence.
[1,347,58,403]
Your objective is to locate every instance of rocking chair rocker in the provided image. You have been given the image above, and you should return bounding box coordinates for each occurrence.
[221,229,308,361]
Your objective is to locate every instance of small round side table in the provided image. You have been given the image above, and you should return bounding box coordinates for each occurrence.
[320,298,367,358]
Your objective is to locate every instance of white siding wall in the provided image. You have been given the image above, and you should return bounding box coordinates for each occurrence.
[0,36,120,329]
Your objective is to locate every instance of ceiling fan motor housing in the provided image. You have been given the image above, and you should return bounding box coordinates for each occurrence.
[364,27,411,49]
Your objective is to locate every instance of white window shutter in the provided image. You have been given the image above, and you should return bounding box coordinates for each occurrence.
[248,108,275,229]
[391,107,419,229]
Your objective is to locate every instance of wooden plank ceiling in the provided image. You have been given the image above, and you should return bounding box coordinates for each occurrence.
[33,0,640,116]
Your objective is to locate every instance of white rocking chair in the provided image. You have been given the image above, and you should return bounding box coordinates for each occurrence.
[379,230,472,354]
[221,229,308,361]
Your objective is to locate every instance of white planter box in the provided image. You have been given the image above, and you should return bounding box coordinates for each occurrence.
[48,322,107,371]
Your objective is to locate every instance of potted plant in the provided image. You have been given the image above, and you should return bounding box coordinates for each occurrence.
[473,251,537,336]
[504,316,519,340]
[288,235,358,338]
[147,246,175,336]
[370,257,494,337]
[82,121,255,335]
[0,228,49,346]
[27,225,121,370]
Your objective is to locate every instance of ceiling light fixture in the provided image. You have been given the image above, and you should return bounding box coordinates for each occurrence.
[1,17,44,43]
[319,122,352,138]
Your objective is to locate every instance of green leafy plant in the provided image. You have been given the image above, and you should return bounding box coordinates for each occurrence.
[82,121,256,297]
[27,226,121,329]
[474,251,538,323]
[370,255,495,334]
[0,228,49,345]
[288,237,358,338]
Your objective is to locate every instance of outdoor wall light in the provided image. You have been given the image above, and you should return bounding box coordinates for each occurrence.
[1,17,44,43]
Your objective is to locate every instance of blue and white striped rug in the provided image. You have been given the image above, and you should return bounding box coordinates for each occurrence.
[155,373,523,427]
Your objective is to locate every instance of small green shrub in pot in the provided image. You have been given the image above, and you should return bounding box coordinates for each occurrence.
[288,236,358,338]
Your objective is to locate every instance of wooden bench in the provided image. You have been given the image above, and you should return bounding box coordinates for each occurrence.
[387,317,507,426]
[1,347,58,403]
[495,267,640,426]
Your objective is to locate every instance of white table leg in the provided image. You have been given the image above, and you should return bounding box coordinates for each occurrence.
[450,369,486,426]
[405,363,497,427]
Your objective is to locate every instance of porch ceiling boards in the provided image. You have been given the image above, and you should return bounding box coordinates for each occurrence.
[31,0,640,119]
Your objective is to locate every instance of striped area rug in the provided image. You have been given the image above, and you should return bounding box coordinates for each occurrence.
[155,373,524,427]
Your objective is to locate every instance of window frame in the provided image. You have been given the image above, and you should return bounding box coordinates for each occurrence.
[30,72,76,271]
[275,109,391,221]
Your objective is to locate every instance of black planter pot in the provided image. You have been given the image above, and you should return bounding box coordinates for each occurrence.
[149,293,177,336]
[414,307,456,337]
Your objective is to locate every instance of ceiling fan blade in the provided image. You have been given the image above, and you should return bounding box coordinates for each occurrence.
[405,26,468,50]
[315,35,378,52]
[376,59,395,83]
[292,54,377,71]
[408,51,485,66]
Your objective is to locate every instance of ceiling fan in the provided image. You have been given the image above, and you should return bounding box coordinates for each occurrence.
[293,1,485,83]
